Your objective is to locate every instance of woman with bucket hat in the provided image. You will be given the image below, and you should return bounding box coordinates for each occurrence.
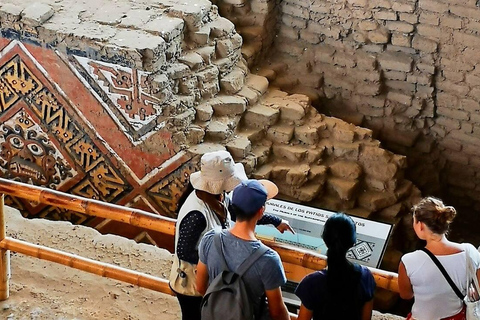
[169,150,294,320]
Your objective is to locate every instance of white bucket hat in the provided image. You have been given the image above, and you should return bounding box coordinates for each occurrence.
[190,151,247,194]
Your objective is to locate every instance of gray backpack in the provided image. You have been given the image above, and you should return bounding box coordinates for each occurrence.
[200,233,268,320]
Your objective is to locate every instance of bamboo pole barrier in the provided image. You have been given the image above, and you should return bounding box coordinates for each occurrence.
[0,178,399,293]
[263,239,399,293]
[0,195,9,300]
[0,178,176,236]
[0,237,173,295]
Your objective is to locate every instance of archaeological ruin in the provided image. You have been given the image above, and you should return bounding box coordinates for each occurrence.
[1,0,480,315]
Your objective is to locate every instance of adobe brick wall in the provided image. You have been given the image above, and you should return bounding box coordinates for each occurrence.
[250,0,480,213]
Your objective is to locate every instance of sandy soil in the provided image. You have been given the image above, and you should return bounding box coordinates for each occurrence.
[0,206,180,320]
[0,206,403,320]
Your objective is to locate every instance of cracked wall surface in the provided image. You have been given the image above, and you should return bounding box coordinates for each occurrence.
[241,0,480,218]
[0,0,424,267]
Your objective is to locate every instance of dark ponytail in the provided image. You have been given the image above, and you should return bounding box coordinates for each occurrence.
[321,213,362,319]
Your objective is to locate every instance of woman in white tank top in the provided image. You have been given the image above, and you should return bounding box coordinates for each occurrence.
[398,197,480,320]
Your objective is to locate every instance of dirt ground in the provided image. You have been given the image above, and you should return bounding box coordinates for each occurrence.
[0,206,402,320]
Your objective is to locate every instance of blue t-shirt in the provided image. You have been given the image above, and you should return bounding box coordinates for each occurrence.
[199,229,287,319]
[295,265,375,320]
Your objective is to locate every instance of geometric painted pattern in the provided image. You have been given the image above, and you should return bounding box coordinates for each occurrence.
[0,39,194,245]
[347,239,375,263]
[73,56,170,144]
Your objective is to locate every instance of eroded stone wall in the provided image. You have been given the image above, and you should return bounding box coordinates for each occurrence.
[0,0,426,266]
[253,0,480,213]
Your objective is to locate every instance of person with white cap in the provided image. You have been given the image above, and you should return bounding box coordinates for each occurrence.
[196,179,290,320]
[169,151,293,320]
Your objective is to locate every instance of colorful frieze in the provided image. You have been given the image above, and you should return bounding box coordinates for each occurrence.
[0,39,194,242]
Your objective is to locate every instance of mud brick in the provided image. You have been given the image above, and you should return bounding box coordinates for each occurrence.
[246,74,269,95]
[449,130,480,146]
[278,25,300,40]
[178,51,204,70]
[406,73,432,86]
[437,80,470,96]
[461,98,480,113]
[412,35,437,53]
[206,120,231,141]
[440,58,474,71]
[210,95,247,116]
[467,21,480,33]
[220,67,246,94]
[208,17,235,37]
[437,106,469,121]
[195,103,214,121]
[267,125,294,144]
[286,164,310,186]
[293,182,324,202]
[282,14,307,29]
[119,9,152,29]
[330,161,363,180]
[355,52,377,70]
[418,0,449,13]
[419,11,440,25]
[143,16,184,41]
[465,74,480,87]
[373,10,397,21]
[243,105,280,128]
[441,15,463,29]
[347,0,368,6]
[216,38,236,58]
[392,1,415,12]
[386,80,415,93]
[384,70,407,81]
[416,62,435,74]
[278,99,306,121]
[237,86,260,104]
[166,63,190,79]
[386,21,415,33]
[190,26,211,45]
[368,29,390,44]
[272,145,308,162]
[300,30,321,44]
[450,5,480,20]
[332,142,360,160]
[21,2,54,26]
[399,13,419,24]
[417,24,443,41]
[196,65,220,83]
[358,190,398,211]
[294,126,319,144]
[252,163,274,180]
[439,136,462,151]
[358,20,378,31]
[282,2,309,19]
[308,165,327,182]
[327,178,358,200]
[378,51,413,72]
[226,137,251,159]
[391,33,412,48]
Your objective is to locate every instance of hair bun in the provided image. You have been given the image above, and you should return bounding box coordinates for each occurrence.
[442,206,456,223]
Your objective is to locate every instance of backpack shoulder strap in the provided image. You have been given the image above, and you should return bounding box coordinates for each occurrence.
[236,244,269,276]
[421,247,464,300]
[213,232,229,271]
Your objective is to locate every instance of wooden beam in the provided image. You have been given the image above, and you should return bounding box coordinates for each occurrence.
[0,194,9,300]
[0,237,173,295]
[0,178,175,236]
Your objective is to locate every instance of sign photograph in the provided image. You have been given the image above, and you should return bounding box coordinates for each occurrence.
[256,199,393,268]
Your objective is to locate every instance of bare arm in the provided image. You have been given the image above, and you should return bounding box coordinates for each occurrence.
[398,261,414,300]
[196,261,209,295]
[265,287,290,320]
[296,304,313,320]
[361,299,374,320]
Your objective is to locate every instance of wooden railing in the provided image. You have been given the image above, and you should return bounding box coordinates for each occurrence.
[0,177,399,302]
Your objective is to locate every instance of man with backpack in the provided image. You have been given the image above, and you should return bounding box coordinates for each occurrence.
[196,179,290,320]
